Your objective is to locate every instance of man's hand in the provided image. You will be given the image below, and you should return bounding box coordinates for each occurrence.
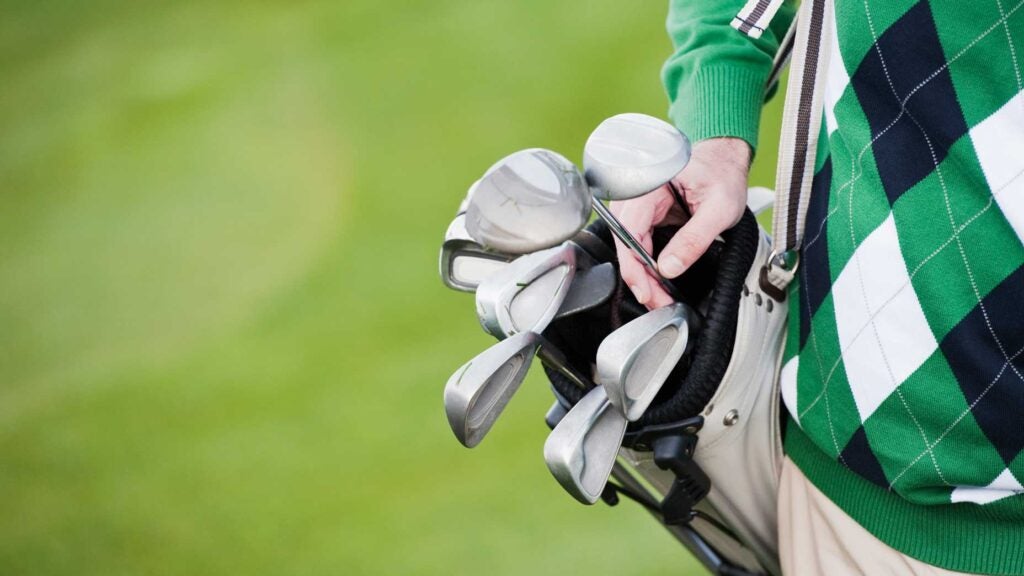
[610,137,752,309]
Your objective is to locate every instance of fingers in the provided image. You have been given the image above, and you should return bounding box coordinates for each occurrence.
[658,194,744,279]
[616,239,655,305]
[646,282,676,309]
[609,198,662,307]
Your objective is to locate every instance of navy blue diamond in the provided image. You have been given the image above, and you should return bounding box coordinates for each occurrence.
[850,0,969,205]
[840,426,889,488]
[940,265,1024,465]
[799,158,834,350]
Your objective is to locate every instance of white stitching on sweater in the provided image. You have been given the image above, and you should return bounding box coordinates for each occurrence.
[799,0,1024,255]
[854,0,950,485]
[889,342,1024,489]
[797,166,1023,420]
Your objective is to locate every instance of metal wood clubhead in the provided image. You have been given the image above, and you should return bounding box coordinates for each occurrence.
[583,113,692,201]
[596,303,698,421]
[465,149,591,254]
[543,386,628,504]
[580,113,690,301]
[444,331,541,448]
[476,242,577,339]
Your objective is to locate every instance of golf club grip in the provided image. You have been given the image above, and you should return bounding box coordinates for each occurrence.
[640,208,760,424]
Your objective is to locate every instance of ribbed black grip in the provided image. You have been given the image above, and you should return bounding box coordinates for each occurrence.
[640,209,759,424]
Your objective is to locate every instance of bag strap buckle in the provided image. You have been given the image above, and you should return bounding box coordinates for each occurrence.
[759,249,799,302]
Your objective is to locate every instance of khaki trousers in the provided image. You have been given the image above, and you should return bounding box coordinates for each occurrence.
[778,457,975,576]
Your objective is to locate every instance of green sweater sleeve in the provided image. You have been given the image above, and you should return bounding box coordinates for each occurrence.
[661,0,796,152]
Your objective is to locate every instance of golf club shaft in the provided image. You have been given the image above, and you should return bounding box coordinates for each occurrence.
[590,199,683,301]
[537,343,591,391]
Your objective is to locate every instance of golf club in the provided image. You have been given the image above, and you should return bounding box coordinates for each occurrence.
[476,242,577,339]
[466,117,691,301]
[543,385,628,504]
[444,331,540,448]
[440,212,516,292]
[584,113,692,200]
[465,148,591,255]
[596,302,699,421]
[440,213,617,315]
[555,262,616,319]
[445,242,614,448]
[444,328,594,448]
[583,113,692,301]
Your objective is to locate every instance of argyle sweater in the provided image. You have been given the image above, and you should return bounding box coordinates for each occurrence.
[663,1,1024,573]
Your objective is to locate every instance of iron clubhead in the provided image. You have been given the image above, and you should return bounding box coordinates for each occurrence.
[476,242,577,339]
[554,262,616,319]
[465,149,591,254]
[596,303,699,421]
[543,386,628,504]
[440,213,514,292]
[444,331,541,448]
[583,113,692,201]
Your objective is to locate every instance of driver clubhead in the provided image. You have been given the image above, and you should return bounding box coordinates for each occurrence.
[476,242,577,339]
[440,213,515,292]
[596,303,699,421]
[583,113,691,201]
[543,386,628,504]
[444,331,541,448]
[466,148,591,254]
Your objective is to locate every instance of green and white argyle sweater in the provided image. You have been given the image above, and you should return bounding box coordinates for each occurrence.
[664,0,1024,573]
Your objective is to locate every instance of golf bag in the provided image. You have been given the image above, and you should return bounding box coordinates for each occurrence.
[539,192,786,576]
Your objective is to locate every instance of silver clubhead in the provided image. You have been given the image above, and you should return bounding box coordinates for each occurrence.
[554,262,616,319]
[543,386,628,504]
[440,213,514,292]
[466,149,591,254]
[444,331,541,448]
[456,179,480,216]
[596,303,699,421]
[476,242,577,339]
[584,113,692,201]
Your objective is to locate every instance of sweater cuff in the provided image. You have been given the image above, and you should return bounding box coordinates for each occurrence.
[667,66,767,153]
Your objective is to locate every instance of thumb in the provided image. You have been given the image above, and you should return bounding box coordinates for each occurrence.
[657,200,741,278]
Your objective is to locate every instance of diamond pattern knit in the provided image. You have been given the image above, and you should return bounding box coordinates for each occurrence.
[776,0,1024,571]
[663,0,1024,572]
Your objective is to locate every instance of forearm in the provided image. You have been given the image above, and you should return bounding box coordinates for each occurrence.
[661,0,796,153]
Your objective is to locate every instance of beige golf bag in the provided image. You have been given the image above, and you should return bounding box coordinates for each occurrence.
[540,187,785,576]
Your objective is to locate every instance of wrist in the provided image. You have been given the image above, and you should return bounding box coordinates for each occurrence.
[693,137,752,172]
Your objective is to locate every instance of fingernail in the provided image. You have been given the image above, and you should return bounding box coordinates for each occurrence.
[629,284,648,305]
[660,255,685,278]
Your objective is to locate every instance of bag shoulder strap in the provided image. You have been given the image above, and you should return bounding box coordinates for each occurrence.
[732,0,788,39]
[760,0,833,300]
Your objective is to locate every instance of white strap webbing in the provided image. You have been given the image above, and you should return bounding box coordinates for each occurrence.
[762,0,832,298]
[732,0,787,39]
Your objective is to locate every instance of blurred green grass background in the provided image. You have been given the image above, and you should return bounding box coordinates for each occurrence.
[0,1,783,574]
